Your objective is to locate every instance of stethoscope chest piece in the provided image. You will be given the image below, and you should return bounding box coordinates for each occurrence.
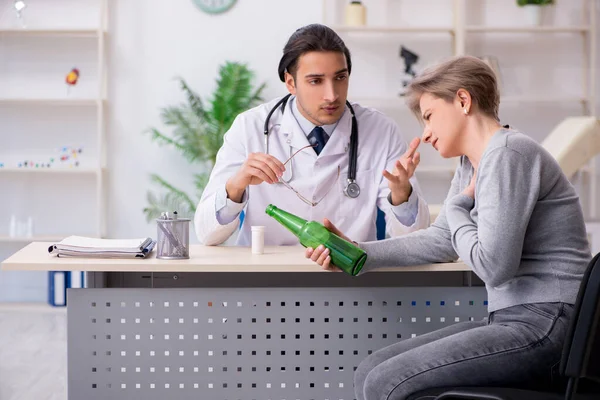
[344,179,360,198]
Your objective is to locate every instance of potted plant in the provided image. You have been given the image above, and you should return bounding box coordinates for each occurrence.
[143,61,266,222]
[516,0,555,26]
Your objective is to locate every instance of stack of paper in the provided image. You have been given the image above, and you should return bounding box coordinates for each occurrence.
[48,236,156,258]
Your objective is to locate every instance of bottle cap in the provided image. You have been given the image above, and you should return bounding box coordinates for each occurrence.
[252,226,265,232]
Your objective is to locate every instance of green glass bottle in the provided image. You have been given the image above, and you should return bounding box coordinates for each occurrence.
[265,204,367,276]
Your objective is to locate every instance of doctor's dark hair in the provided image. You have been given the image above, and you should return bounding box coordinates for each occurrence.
[278,24,352,82]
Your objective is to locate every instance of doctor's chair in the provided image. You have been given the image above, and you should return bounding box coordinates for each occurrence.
[408,252,600,400]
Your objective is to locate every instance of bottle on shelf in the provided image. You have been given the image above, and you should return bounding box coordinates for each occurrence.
[344,1,366,27]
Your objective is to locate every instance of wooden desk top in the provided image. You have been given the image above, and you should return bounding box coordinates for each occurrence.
[0,242,470,273]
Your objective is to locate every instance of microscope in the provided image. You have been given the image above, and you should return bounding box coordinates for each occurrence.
[399,46,419,96]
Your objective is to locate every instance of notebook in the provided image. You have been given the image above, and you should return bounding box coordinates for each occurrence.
[48,236,155,258]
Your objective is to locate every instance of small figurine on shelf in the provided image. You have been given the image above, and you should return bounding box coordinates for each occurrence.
[65,68,80,95]
[13,0,27,28]
[58,145,83,167]
[12,146,83,170]
[398,46,419,97]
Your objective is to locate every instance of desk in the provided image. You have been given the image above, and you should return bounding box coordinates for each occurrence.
[2,243,486,400]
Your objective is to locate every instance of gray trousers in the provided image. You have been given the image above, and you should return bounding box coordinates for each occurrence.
[354,302,573,400]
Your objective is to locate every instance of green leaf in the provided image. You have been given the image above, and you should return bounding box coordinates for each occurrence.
[145,128,187,152]
[143,191,194,222]
[177,76,208,121]
[149,174,196,212]
[160,106,204,162]
[193,172,210,198]
[143,61,266,222]
[516,0,554,6]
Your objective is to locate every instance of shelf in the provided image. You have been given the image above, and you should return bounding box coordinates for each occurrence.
[0,28,104,38]
[333,25,454,34]
[0,98,101,106]
[0,235,65,243]
[0,167,100,174]
[352,96,589,108]
[466,26,589,33]
[501,96,588,103]
[333,25,588,35]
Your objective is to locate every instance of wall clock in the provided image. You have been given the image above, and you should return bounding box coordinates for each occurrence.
[192,0,237,14]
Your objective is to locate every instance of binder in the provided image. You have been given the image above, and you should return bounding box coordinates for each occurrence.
[48,271,67,307]
[48,236,155,258]
[68,271,85,289]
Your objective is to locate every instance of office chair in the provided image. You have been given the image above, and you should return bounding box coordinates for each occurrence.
[409,252,600,400]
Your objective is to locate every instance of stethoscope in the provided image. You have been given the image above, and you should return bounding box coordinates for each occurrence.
[262,93,361,198]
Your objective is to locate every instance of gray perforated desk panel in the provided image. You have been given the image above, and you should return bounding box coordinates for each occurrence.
[70,271,487,400]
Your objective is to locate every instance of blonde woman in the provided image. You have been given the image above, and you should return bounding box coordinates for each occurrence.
[305,55,591,400]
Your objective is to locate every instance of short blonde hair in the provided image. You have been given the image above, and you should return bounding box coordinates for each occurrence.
[405,55,500,122]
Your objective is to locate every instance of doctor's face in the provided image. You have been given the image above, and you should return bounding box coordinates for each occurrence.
[419,92,466,158]
[285,51,349,126]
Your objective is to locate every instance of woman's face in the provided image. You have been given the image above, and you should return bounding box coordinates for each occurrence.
[419,92,466,158]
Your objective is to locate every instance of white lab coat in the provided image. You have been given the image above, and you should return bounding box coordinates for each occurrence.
[195,96,430,246]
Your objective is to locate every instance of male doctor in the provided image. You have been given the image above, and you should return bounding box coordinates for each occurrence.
[195,24,430,246]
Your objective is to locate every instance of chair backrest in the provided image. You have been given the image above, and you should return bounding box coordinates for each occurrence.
[560,252,600,382]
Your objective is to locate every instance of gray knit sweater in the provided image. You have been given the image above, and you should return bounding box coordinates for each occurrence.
[359,128,591,312]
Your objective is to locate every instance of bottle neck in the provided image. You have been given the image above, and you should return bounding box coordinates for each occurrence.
[265,205,307,235]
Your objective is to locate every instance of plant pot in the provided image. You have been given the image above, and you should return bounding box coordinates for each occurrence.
[523,5,543,26]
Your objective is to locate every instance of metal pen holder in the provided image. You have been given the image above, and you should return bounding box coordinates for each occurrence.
[156,211,190,260]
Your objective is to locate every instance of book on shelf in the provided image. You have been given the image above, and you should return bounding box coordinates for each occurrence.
[48,235,155,258]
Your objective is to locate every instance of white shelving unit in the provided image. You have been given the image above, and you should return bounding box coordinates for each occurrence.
[324,0,598,218]
[0,0,108,241]
[332,26,455,34]
[465,25,590,33]
[353,95,589,108]
[0,98,100,106]
[0,235,66,243]
[0,167,99,174]
[0,28,103,37]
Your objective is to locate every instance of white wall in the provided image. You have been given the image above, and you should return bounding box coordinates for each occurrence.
[1,0,599,301]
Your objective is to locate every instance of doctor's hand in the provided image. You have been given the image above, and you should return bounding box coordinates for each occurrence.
[305,218,352,272]
[226,153,286,203]
[383,137,421,206]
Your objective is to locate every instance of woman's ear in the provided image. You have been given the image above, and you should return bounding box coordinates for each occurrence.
[456,88,471,112]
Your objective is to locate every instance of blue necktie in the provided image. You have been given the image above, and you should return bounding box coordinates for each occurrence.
[307,126,329,155]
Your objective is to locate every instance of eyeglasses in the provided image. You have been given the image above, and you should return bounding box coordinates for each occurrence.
[278,143,340,207]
